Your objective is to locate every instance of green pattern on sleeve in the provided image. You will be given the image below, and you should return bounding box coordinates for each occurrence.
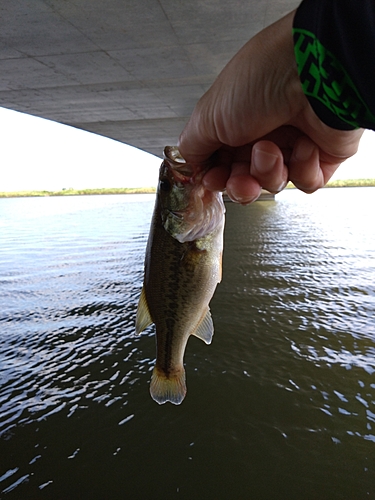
[293,28,375,128]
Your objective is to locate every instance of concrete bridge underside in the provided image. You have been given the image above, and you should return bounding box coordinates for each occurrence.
[0,0,300,158]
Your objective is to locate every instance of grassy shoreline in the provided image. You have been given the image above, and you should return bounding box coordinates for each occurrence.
[1,179,375,198]
[0,187,156,198]
[286,179,375,189]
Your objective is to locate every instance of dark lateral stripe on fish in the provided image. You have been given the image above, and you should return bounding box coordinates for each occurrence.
[161,317,177,374]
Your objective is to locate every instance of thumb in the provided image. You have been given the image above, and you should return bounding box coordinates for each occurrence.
[178,101,222,165]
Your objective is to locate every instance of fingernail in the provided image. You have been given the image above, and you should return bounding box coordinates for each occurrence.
[253,148,278,174]
[269,179,289,194]
[294,140,315,161]
[232,195,258,205]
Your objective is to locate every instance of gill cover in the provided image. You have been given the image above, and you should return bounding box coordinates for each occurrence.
[159,146,225,243]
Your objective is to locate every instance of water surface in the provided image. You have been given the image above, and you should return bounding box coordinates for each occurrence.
[1,189,374,499]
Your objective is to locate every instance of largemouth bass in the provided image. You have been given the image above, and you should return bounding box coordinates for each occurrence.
[135,146,225,405]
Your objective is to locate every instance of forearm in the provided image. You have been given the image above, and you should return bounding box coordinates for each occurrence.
[293,0,375,131]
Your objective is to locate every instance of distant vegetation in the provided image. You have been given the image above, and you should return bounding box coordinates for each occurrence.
[325,179,375,187]
[286,179,375,189]
[0,187,156,198]
[1,179,375,198]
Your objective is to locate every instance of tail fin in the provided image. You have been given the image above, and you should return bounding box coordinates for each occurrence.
[149,366,186,405]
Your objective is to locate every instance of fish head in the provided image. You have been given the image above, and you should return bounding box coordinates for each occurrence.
[158,146,225,243]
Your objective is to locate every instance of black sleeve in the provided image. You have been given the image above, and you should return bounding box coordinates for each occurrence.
[293,0,375,131]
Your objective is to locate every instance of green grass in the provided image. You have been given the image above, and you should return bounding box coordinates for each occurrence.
[0,187,156,198]
[326,178,375,187]
[1,179,375,198]
[285,179,375,189]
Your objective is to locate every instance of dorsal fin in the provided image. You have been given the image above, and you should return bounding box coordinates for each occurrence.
[135,287,153,334]
[192,308,214,345]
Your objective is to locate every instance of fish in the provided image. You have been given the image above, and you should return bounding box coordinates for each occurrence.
[135,146,225,405]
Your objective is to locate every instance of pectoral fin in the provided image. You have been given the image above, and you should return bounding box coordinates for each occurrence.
[192,308,214,345]
[135,287,153,334]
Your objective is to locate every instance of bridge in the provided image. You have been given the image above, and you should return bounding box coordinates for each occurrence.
[1,0,299,158]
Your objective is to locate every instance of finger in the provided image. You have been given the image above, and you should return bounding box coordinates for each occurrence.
[225,162,262,204]
[288,136,324,193]
[250,140,288,193]
[201,148,234,191]
[319,160,342,185]
[202,165,230,191]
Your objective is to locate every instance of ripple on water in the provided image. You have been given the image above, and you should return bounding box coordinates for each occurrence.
[0,196,156,438]
[1,192,375,498]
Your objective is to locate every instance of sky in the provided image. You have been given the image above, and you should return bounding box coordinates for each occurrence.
[0,107,161,192]
[1,107,375,192]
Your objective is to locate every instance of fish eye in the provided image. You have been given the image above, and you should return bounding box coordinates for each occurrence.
[159,179,171,192]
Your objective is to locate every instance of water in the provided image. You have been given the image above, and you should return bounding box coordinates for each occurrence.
[0,189,374,499]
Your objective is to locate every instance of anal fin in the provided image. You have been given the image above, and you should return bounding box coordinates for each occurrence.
[192,308,214,345]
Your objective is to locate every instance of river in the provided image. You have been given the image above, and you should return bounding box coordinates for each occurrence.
[1,188,374,499]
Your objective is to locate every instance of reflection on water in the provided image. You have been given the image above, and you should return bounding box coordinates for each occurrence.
[0,189,374,499]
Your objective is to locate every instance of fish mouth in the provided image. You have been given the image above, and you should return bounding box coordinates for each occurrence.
[164,146,195,179]
[170,164,194,181]
[164,146,185,164]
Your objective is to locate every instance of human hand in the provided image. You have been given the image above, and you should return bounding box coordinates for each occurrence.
[178,11,364,204]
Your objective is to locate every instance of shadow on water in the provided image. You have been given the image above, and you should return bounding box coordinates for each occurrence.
[1,191,375,499]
